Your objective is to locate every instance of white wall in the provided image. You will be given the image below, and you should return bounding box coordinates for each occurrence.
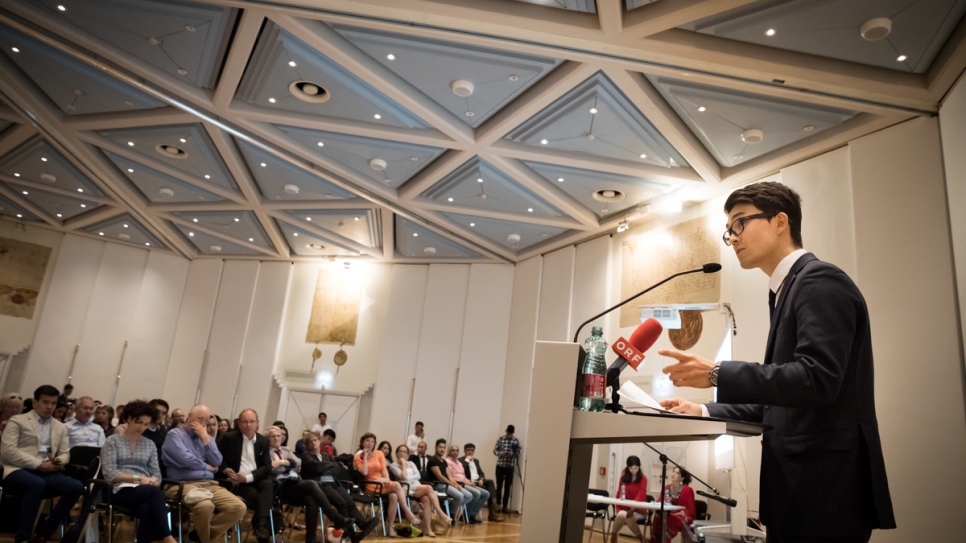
[939,73,966,376]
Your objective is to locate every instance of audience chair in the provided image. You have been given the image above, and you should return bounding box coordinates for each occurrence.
[586,488,613,543]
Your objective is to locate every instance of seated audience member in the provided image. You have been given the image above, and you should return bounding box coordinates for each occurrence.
[168,408,185,430]
[0,392,23,434]
[311,412,331,435]
[112,404,125,427]
[354,432,420,536]
[446,444,489,523]
[0,384,83,543]
[271,422,289,446]
[65,396,105,447]
[406,421,424,452]
[58,383,74,405]
[63,401,75,423]
[610,456,649,543]
[648,467,696,543]
[460,443,504,522]
[217,416,230,439]
[320,428,337,456]
[291,430,378,542]
[162,404,246,543]
[426,439,469,522]
[376,441,394,480]
[100,400,177,543]
[294,429,310,456]
[94,404,115,435]
[119,399,170,463]
[390,444,451,536]
[52,402,68,422]
[206,415,219,439]
[409,441,430,480]
[217,409,274,542]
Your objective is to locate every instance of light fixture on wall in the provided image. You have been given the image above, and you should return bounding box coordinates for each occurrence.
[617,219,629,233]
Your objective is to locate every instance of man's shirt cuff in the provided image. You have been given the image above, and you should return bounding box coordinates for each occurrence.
[700,404,710,418]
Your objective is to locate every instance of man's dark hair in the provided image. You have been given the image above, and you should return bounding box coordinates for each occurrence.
[464,443,475,451]
[724,181,803,248]
[435,438,447,447]
[34,384,60,401]
[415,421,423,427]
[323,428,336,439]
[318,412,327,418]
[123,400,157,422]
[63,384,74,391]
[148,399,169,411]
[506,425,515,434]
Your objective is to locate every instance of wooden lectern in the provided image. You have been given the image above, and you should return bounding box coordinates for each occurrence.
[521,341,763,543]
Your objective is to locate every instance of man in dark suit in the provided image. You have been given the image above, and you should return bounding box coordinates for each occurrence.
[659,182,895,543]
[217,408,274,542]
[459,443,504,522]
[409,440,430,480]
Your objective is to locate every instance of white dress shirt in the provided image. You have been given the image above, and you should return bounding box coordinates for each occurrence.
[65,418,106,447]
[406,433,423,451]
[33,411,52,460]
[239,433,257,483]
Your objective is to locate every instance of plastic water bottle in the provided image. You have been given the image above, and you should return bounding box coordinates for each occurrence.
[579,326,607,412]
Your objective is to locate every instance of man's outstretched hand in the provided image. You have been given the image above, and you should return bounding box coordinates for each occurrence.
[660,349,714,389]
[658,398,703,416]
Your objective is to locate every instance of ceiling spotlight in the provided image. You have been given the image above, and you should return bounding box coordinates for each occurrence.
[508,74,519,81]
[21,191,28,195]
[386,53,396,60]
[507,233,521,244]
[540,139,548,145]
[234,217,240,222]
[477,178,483,183]
[527,207,533,212]
[192,218,198,222]
[14,173,20,177]
[58,5,66,11]
[369,158,387,171]
[189,232,194,236]
[465,111,475,117]
[292,233,298,237]
[119,233,131,240]
[447,197,454,202]
[56,213,63,218]
[469,222,475,227]
[640,153,647,159]
[204,174,211,179]
[41,157,48,162]
[123,223,129,228]
[765,28,776,37]
[16,214,22,218]
[306,217,312,221]
[288,61,297,67]
[451,80,475,97]
[354,217,359,221]
[11,47,19,53]
[896,54,907,62]
[373,114,382,120]
[98,231,104,235]
[803,125,815,132]
[77,188,83,192]
[413,232,418,237]
[145,243,150,246]
[249,237,254,242]
[260,162,267,167]
[210,245,222,252]
[860,17,893,41]
[617,220,629,233]
[127,141,134,146]
[127,168,134,173]
[317,141,324,147]
[557,177,564,182]
[423,246,436,255]
[268,97,276,103]
[124,100,134,106]
[734,155,743,160]
[698,106,707,112]
[79,204,86,208]
[180,138,186,143]
[589,107,598,114]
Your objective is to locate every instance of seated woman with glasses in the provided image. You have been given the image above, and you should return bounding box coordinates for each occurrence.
[100,399,177,543]
[0,392,23,435]
[354,432,421,536]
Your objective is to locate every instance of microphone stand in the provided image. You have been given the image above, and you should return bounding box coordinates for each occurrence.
[642,441,735,543]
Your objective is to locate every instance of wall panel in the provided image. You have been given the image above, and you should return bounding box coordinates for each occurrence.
[410,264,470,445]
[452,263,514,476]
[536,246,575,342]
[22,235,104,394]
[200,260,260,418]
[939,74,966,375]
[369,265,428,443]
[116,251,190,404]
[161,259,223,412]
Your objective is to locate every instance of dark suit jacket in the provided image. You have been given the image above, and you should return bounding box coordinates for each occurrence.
[409,453,430,480]
[708,254,895,537]
[457,456,485,481]
[217,430,272,483]
[300,450,344,482]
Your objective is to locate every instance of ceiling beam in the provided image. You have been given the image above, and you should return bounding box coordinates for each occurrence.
[927,14,966,103]
[166,213,280,257]
[253,209,291,258]
[604,67,721,182]
[619,0,759,41]
[0,123,37,156]
[261,198,375,211]
[212,9,267,112]
[396,149,473,202]
[0,175,115,205]
[380,208,393,260]
[60,108,198,132]
[597,0,622,38]
[0,183,59,227]
[413,200,587,230]
[269,210,382,258]
[63,204,125,230]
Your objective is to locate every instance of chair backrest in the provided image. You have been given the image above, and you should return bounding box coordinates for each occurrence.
[66,446,101,484]
[695,499,710,520]
[587,488,609,513]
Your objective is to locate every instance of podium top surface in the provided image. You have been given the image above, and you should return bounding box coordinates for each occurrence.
[587,494,684,511]
[570,410,764,444]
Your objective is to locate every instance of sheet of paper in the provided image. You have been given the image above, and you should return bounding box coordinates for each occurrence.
[618,380,669,412]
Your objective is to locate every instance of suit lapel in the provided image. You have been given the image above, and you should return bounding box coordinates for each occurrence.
[764,253,818,363]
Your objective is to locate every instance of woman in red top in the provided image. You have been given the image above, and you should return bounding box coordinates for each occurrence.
[648,466,697,543]
[610,456,649,543]
[354,432,420,536]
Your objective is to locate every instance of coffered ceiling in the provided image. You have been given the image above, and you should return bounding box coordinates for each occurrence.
[0,0,962,263]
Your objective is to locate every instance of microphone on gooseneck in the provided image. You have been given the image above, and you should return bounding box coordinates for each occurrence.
[605,318,663,412]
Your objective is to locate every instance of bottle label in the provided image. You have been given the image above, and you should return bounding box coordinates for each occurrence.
[581,373,605,399]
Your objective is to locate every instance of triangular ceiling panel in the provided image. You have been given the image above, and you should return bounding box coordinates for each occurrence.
[505,71,689,167]
[276,219,363,257]
[98,125,238,192]
[513,0,597,12]
[282,209,381,249]
[5,182,101,221]
[647,75,858,167]
[0,193,42,222]
[104,151,227,204]
[170,210,273,251]
[173,222,261,256]
[525,161,671,218]
[0,120,13,134]
[682,0,966,74]
[237,22,429,129]
[234,139,357,201]
[0,137,104,196]
[395,216,484,259]
[441,212,568,252]
[276,125,444,190]
[84,213,166,249]
[32,0,235,88]
[419,157,567,219]
[0,26,165,116]
[333,24,562,127]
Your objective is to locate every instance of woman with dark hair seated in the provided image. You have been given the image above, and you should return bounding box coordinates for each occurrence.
[100,399,177,543]
[648,466,696,543]
[610,455,649,543]
[376,441,395,480]
[354,432,420,536]
[94,404,115,435]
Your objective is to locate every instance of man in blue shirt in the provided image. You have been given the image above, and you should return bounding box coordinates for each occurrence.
[1,384,83,543]
[65,396,105,447]
[162,404,245,543]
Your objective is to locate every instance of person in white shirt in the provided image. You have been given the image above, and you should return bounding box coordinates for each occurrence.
[217,409,274,542]
[65,396,105,448]
[310,411,331,435]
[406,421,424,452]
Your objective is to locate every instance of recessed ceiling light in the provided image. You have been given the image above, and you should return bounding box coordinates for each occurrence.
[127,141,134,146]
[98,231,104,236]
[288,61,297,67]
[477,178,483,183]
[527,207,533,212]
[374,114,382,119]
[16,214,22,218]
[804,125,815,132]
[145,243,150,246]
[447,197,454,202]
[124,100,134,106]
[386,53,396,60]
[470,222,475,227]
[260,162,267,167]
[896,54,907,62]
[204,174,211,179]
[180,138,186,143]
[56,213,62,218]
[21,191,28,195]
[306,217,312,221]
[353,216,360,221]
[540,139,548,145]
[268,97,276,103]
[697,106,707,112]
[317,141,324,147]
[765,28,776,36]
[234,217,240,222]
[58,5,66,11]
[127,168,134,173]
[465,111,474,117]
[508,74,519,81]
[14,173,20,177]
[557,177,564,182]
[640,153,647,159]
[41,157,48,162]
[249,237,254,242]
[192,218,198,222]
[589,107,598,114]
[357,238,363,243]
[77,188,83,192]
[11,47,19,53]
[189,232,194,237]
[79,204,86,208]
[123,223,129,228]
[413,232,418,237]
[293,232,299,237]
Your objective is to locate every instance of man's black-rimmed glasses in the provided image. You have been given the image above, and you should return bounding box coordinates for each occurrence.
[722,212,776,246]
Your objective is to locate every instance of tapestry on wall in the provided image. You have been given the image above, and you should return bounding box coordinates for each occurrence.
[619,217,721,328]
[305,267,362,345]
[0,237,52,320]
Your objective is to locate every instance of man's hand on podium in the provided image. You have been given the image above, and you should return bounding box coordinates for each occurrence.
[658,398,703,416]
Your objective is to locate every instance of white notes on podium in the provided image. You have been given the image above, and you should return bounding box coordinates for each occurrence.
[618,380,671,413]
